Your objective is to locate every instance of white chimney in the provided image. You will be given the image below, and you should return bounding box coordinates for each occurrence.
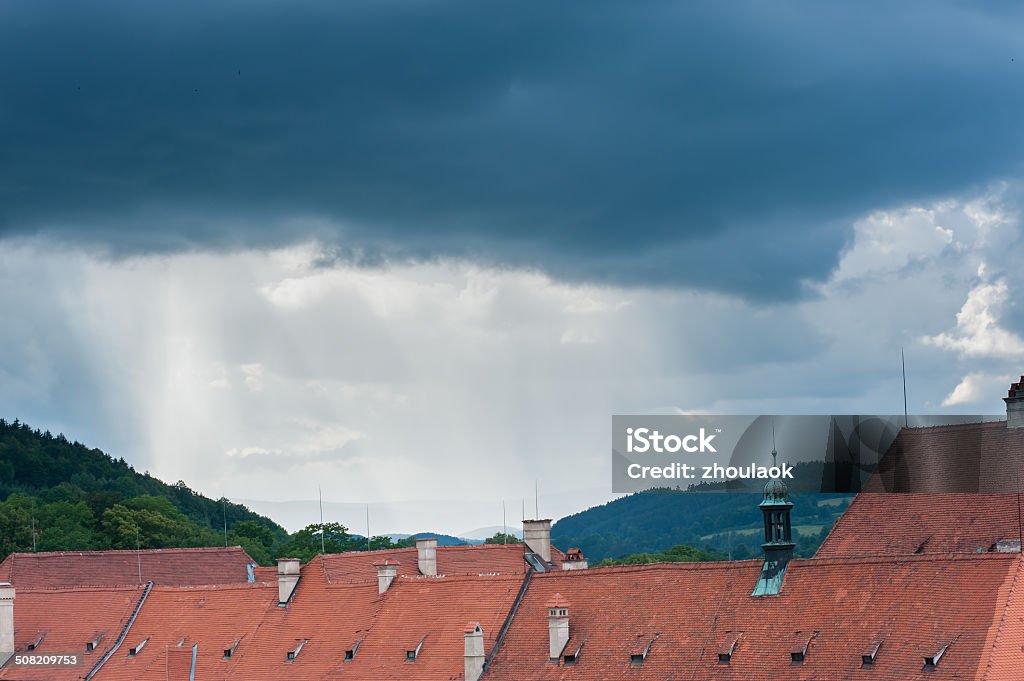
[0,583,13,666]
[523,519,552,563]
[375,560,399,594]
[416,537,438,576]
[277,558,300,606]
[561,548,588,570]
[1005,377,1024,428]
[464,622,485,681]
[547,594,570,660]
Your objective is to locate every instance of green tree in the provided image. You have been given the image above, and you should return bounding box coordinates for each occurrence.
[484,532,521,545]
[36,501,95,551]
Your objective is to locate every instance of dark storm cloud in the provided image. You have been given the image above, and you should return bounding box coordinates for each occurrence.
[2,0,1023,297]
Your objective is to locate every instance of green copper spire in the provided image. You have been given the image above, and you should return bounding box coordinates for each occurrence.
[752,421,795,597]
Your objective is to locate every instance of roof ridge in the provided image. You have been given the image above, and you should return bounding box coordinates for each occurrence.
[7,546,248,558]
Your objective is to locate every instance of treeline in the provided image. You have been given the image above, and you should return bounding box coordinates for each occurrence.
[0,419,405,565]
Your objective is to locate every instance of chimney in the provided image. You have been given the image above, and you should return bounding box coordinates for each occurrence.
[416,537,438,576]
[561,548,588,570]
[0,583,13,666]
[523,519,552,563]
[1005,376,1024,428]
[277,558,300,606]
[464,622,485,681]
[375,560,399,594]
[547,594,570,660]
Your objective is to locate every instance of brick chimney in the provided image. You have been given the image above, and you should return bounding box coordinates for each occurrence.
[416,537,438,576]
[277,558,300,605]
[523,519,552,563]
[375,560,399,594]
[547,594,570,660]
[464,622,485,681]
[0,583,13,666]
[561,548,588,570]
[1005,376,1024,428]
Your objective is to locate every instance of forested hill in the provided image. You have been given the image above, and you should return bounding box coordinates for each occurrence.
[0,418,288,563]
[551,488,853,562]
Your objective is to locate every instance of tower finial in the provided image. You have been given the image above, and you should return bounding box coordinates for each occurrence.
[771,418,777,467]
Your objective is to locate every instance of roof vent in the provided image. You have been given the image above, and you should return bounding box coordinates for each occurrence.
[286,639,307,662]
[406,636,426,662]
[344,640,361,662]
[862,639,883,666]
[128,638,149,656]
[717,633,741,664]
[630,635,658,666]
[27,632,45,651]
[224,637,241,659]
[923,642,951,671]
[86,634,104,652]
[563,640,585,666]
[790,631,815,664]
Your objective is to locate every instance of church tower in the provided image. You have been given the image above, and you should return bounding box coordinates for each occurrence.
[752,446,795,596]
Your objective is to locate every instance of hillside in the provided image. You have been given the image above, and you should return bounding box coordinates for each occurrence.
[551,488,852,562]
[0,418,292,562]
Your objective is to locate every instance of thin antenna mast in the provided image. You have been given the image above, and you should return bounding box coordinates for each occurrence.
[222,497,228,547]
[318,486,325,554]
[502,500,507,544]
[535,479,539,519]
[901,347,909,427]
[366,505,370,552]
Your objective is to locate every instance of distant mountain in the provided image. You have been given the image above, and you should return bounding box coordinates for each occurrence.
[551,488,852,562]
[459,525,523,541]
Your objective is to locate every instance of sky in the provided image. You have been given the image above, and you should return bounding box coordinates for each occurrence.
[2,1,1024,534]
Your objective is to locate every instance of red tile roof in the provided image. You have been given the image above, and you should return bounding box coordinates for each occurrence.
[817,492,1023,557]
[863,420,1024,493]
[338,573,525,680]
[817,421,1024,557]
[320,543,533,583]
[0,585,147,681]
[484,553,1023,680]
[0,547,256,588]
[91,555,525,680]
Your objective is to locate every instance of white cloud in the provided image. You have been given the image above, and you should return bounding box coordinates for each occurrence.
[923,279,1024,359]
[3,184,1024,532]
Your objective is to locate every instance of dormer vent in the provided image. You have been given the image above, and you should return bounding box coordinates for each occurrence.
[128,638,149,656]
[862,639,883,666]
[286,639,307,661]
[406,635,426,662]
